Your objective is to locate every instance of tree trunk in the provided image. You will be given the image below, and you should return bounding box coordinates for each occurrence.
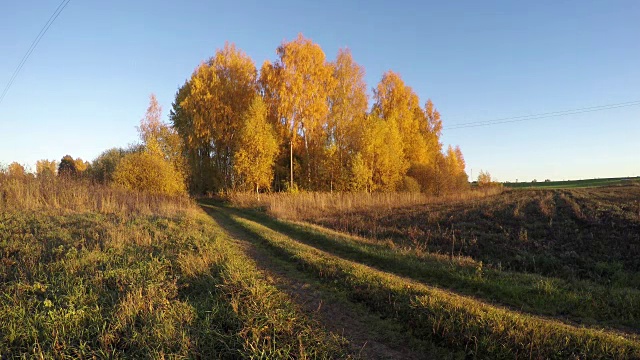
[303,131,311,186]
[290,137,294,190]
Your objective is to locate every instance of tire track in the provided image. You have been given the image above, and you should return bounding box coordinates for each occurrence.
[201,204,434,360]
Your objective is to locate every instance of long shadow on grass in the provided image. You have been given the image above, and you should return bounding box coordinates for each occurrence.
[200,203,640,360]
[199,201,640,333]
[177,263,246,358]
[199,201,450,359]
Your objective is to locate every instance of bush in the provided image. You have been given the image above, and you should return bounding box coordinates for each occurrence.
[7,162,26,178]
[477,170,502,189]
[58,155,77,177]
[113,151,186,196]
[90,148,127,184]
[399,176,421,193]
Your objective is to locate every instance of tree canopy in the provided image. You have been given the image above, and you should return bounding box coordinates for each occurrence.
[234,96,279,194]
[113,95,187,196]
[168,35,469,194]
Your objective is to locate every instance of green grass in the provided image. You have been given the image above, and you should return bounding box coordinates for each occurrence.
[202,202,460,359]
[5,175,640,358]
[209,204,640,359]
[211,204,640,331]
[0,207,349,358]
[310,187,640,286]
[503,177,640,189]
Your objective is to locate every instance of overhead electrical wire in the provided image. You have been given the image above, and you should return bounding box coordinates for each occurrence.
[0,0,71,106]
[443,100,640,130]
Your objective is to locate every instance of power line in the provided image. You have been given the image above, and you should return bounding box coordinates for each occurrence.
[0,0,71,107]
[446,100,640,128]
[443,100,640,130]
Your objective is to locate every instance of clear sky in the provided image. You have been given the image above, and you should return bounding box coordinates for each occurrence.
[1,0,638,182]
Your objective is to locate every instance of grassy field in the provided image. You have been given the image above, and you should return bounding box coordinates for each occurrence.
[0,176,349,358]
[224,184,640,358]
[4,175,640,358]
[208,200,640,359]
[503,176,640,189]
[301,185,640,284]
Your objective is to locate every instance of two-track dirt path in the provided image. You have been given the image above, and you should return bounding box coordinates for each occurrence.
[201,203,431,360]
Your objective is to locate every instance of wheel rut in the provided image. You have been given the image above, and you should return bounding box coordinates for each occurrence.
[201,204,430,360]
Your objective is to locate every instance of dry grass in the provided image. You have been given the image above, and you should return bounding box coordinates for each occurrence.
[0,174,349,358]
[0,174,194,216]
[227,211,640,359]
[307,186,640,284]
[227,187,504,220]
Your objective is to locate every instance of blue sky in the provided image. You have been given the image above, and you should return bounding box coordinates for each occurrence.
[1,0,638,182]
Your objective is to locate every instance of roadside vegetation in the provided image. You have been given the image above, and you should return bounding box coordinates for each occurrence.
[0,175,349,358]
[3,34,639,359]
[206,202,640,359]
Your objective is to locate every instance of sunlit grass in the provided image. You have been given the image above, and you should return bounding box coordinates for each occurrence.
[216,205,640,331]
[221,209,640,359]
[0,177,349,358]
[226,187,504,220]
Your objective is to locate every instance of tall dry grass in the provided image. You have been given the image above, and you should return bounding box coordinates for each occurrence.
[0,177,349,358]
[227,187,504,220]
[0,174,194,216]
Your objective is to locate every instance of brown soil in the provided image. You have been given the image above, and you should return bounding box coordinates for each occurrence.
[312,185,640,283]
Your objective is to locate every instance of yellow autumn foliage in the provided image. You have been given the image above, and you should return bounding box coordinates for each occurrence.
[170,35,470,194]
[8,162,26,178]
[36,159,58,178]
[234,97,279,193]
[113,150,186,196]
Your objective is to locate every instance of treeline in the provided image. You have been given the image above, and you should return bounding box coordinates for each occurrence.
[5,156,89,179]
[170,34,468,194]
[4,35,470,196]
[3,96,187,197]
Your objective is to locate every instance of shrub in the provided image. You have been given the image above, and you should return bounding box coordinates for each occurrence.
[8,162,26,178]
[90,148,127,184]
[113,151,186,196]
[477,170,502,189]
[399,176,421,193]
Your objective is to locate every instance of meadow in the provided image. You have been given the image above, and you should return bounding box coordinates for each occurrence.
[0,176,349,358]
[224,183,640,358]
[503,176,640,189]
[3,174,640,359]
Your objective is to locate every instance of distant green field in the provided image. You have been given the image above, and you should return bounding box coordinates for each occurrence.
[503,176,640,189]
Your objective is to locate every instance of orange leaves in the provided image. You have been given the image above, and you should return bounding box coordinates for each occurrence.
[138,94,163,144]
[262,34,336,188]
[373,71,430,165]
[180,43,258,189]
[183,42,257,145]
[113,151,186,196]
[234,97,279,193]
[272,34,334,135]
[7,162,26,178]
[170,35,468,194]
